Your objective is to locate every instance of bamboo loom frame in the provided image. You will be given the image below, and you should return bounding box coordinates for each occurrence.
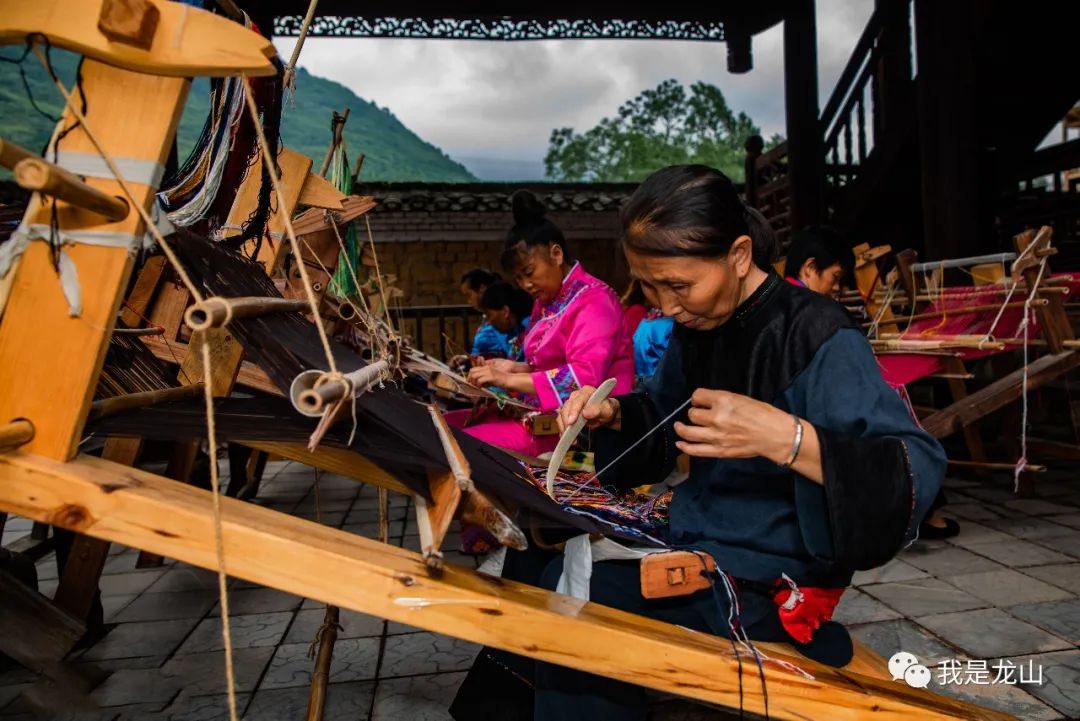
[0,3,1014,719]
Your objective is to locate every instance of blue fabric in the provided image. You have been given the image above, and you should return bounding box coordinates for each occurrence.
[471,320,511,357]
[631,327,944,587]
[631,316,674,382]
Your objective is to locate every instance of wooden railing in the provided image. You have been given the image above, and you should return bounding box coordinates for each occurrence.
[745,2,914,244]
[393,304,481,362]
[820,7,889,193]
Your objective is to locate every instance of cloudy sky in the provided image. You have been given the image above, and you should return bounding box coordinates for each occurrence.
[273,0,874,180]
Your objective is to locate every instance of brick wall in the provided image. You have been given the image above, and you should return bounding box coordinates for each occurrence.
[368,209,629,306]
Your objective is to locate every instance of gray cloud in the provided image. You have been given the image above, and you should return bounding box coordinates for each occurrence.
[273,0,872,178]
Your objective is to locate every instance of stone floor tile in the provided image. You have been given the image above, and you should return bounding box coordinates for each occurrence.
[283,608,384,645]
[981,516,1075,541]
[861,578,987,617]
[175,612,293,655]
[341,521,405,540]
[848,619,960,665]
[112,591,215,623]
[144,568,219,594]
[832,589,902,625]
[958,487,1019,504]
[244,681,374,721]
[379,633,480,678]
[1008,599,1080,645]
[1006,650,1080,719]
[371,672,466,721]
[260,639,380,690]
[1034,530,1080,559]
[1020,563,1080,595]
[964,540,1072,567]
[946,568,1072,607]
[931,673,1059,721]
[385,621,425,636]
[102,594,137,623]
[945,503,1005,522]
[91,669,181,707]
[1003,498,1074,516]
[149,692,250,721]
[157,647,275,696]
[1047,512,1080,530]
[946,521,1016,548]
[212,588,303,616]
[903,545,1005,576]
[34,555,58,581]
[917,608,1072,657]
[98,570,166,597]
[76,656,169,674]
[83,619,198,661]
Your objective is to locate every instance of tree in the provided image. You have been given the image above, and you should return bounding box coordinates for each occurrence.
[544,79,767,183]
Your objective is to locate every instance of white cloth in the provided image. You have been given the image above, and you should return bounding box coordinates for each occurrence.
[556,535,666,601]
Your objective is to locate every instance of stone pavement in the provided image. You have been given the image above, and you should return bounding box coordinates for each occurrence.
[1,463,1078,720]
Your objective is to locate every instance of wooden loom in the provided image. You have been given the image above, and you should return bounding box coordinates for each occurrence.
[842,230,1080,487]
[0,3,1015,720]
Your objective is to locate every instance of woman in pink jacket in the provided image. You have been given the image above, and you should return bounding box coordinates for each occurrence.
[459,190,634,456]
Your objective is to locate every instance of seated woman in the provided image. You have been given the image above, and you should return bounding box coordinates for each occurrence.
[782,225,855,296]
[451,166,945,721]
[478,281,533,362]
[455,190,634,457]
[459,268,511,359]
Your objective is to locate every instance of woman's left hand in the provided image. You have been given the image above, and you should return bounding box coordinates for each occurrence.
[674,388,794,463]
[467,364,504,388]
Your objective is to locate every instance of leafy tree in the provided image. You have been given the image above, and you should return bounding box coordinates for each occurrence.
[545,79,767,183]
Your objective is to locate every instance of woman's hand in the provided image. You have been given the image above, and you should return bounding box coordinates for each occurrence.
[467,364,504,388]
[557,386,621,433]
[673,389,795,462]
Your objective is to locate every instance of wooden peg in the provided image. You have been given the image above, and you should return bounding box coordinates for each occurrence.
[98,0,160,50]
[0,419,35,451]
[0,138,35,172]
[14,157,129,223]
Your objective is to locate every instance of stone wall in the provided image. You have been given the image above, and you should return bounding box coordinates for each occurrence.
[358,183,636,306]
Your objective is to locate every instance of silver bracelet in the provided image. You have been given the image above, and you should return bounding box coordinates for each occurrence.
[779,415,804,468]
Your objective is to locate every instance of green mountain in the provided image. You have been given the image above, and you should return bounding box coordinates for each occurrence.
[1,51,475,183]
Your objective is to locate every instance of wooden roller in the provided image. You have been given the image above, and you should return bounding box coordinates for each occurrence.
[14,157,129,222]
[183,296,311,331]
[87,384,205,422]
[296,360,390,415]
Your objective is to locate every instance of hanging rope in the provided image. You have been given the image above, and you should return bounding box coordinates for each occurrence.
[200,341,241,721]
[1014,256,1048,490]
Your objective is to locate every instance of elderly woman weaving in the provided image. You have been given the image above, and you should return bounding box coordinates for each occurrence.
[451,165,945,721]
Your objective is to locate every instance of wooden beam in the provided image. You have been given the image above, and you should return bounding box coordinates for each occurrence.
[0,452,1013,721]
[921,352,1080,438]
[0,567,85,684]
[0,0,276,78]
[0,61,188,461]
[782,0,824,230]
[241,441,413,496]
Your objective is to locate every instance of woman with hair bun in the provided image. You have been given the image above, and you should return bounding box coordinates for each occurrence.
[458,189,634,456]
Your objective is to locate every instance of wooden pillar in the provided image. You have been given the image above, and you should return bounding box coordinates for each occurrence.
[914,0,984,260]
[873,0,913,138]
[783,0,824,230]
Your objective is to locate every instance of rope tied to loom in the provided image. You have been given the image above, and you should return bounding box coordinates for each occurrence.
[1014,254,1048,489]
[200,341,241,721]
